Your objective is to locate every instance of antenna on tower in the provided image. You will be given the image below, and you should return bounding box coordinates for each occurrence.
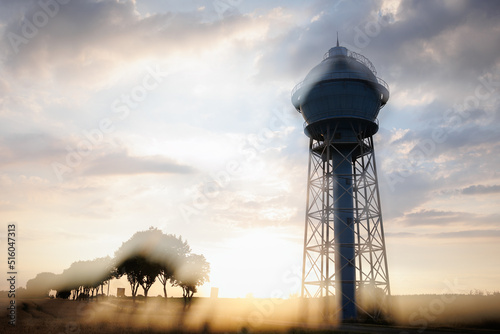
[336,32,339,47]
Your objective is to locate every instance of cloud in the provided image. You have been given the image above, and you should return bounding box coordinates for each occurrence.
[0,0,257,86]
[0,132,195,177]
[336,0,500,119]
[379,171,438,220]
[252,0,383,83]
[376,99,500,223]
[462,185,500,195]
[0,133,64,166]
[402,209,473,226]
[431,229,500,239]
[387,229,500,240]
[83,150,195,176]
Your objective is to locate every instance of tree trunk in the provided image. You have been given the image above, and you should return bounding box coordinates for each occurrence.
[131,282,139,303]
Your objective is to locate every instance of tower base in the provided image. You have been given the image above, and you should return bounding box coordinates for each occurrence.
[301,132,390,322]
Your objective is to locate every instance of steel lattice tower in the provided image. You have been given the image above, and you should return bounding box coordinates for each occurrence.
[291,42,391,321]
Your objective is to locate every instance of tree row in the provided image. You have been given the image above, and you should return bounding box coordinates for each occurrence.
[26,227,210,303]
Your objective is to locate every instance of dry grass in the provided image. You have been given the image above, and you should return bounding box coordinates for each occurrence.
[390,294,500,330]
[1,295,499,333]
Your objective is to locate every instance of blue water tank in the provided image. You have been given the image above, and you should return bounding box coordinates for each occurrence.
[291,46,389,140]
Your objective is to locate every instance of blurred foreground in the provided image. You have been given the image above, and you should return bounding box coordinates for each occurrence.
[2,294,500,333]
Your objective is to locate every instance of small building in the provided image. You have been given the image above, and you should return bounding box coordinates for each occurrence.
[117,288,125,297]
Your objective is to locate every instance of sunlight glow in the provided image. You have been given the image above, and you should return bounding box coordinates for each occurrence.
[208,228,301,298]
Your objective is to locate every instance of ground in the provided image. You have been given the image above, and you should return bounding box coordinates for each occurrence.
[1,295,500,333]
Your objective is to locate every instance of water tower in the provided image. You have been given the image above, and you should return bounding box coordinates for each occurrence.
[291,41,391,321]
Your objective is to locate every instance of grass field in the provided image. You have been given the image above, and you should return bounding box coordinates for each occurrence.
[1,295,500,333]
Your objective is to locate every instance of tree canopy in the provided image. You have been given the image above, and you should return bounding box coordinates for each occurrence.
[173,254,210,303]
[57,256,113,299]
[114,227,208,301]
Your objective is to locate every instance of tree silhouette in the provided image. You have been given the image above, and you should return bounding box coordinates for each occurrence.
[58,256,113,300]
[25,227,210,303]
[115,256,141,299]
[119,254,162,299]
[25,272,58,297]
[173,254,210,305]
[92,256,114,297]
[156,234,191,299]
[56,290,72,299]
[114,227,204,300]
[114,228,164,300]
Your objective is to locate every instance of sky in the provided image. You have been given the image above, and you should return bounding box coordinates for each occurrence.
[0,0,499,298]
